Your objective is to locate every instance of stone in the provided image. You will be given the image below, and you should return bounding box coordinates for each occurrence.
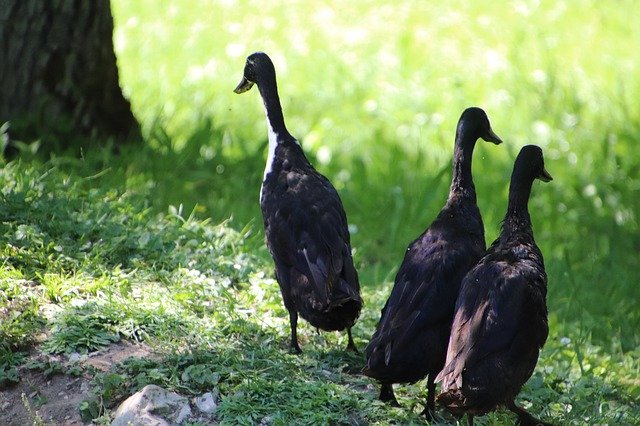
[111,384,192,426]
[194,390,218,414]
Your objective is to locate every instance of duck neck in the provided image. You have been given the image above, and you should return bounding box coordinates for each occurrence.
[449,125,477,200]
[257,74,290,142]
[256,71,303,187]
[502,177,534,240]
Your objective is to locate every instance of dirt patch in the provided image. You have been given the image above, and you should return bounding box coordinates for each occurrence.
[0,341,152,426]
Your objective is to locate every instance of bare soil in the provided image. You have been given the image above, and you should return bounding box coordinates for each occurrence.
[0,341,151,426]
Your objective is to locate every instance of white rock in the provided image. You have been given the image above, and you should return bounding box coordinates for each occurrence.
[174,404,192,424]
[194,390,218,414]
[111,384,192,426]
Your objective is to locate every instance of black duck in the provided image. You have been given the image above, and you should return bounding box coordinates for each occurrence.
[363,107,502,417]
[234,52,362,354]
[436,144,553,426]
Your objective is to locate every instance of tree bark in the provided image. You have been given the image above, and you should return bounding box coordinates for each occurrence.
[0,0,140,151]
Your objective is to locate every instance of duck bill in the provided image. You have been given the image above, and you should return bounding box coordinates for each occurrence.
[234,76,255,94]
[539,167,553,182]
[483,128,503,145]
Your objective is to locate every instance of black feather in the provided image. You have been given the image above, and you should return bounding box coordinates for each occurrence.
[437,145,553,425]
[236,52,362,353]
[364,107,502,414]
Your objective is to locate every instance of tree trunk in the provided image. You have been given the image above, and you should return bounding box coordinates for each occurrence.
[0,0,140,152]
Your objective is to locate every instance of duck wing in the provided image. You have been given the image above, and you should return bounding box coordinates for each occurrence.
[383,233,460,329]
[263,166,359,308]
[437,249,548,390]
[366,222,481,367]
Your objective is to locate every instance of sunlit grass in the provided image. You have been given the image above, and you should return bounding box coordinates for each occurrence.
[111,0,640,346]
[1,156,638,423]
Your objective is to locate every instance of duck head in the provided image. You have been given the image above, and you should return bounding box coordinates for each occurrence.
[516,145,553,182]
[234,52,275,94]
[459,107,503,145]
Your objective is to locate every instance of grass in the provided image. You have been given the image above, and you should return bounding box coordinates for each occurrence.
[1,159,638,424]
[1,0,639,424]
[109,0,640,346]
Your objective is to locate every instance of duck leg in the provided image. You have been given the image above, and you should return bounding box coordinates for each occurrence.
[345,327,358,353]
[467,414,474,426]
[379,383,400,406]
[508,401,553,426]
[421,374,437,420]
[288,310,302,354]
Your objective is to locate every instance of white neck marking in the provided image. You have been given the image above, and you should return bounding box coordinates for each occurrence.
[264,118,278,180]
[260,116,279,201]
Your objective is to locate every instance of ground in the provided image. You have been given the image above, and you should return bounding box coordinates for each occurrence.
[0,342,151,426]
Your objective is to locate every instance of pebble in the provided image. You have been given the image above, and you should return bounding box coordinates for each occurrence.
[194,390,218,414]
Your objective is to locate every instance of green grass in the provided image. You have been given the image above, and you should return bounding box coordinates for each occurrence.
[1,0,640,424]
[1,157,639,423]
[109,0,640,346]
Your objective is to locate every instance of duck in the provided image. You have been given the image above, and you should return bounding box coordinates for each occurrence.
[436,145,553,426]
[363,107,502,418]
[234,52,362,354]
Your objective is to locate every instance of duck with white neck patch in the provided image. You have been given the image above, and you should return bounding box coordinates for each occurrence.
[234,52,362,354]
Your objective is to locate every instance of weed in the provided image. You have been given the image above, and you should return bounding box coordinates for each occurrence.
[42,304,121,354]
[20,393,45,426]
[25,358,64,379]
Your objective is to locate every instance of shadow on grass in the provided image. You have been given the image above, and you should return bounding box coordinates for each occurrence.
[2,113,640,423]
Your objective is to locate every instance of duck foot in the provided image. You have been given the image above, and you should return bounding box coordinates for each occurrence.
[288,310,302,354]
[509,401,553,426]
[379,383,400,406]
[422,373,436,420]
[345,327,359,353]
[289,342,302,354]
[420,407,437,422]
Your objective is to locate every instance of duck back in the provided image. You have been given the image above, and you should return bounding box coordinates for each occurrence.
[261,143,362,332]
